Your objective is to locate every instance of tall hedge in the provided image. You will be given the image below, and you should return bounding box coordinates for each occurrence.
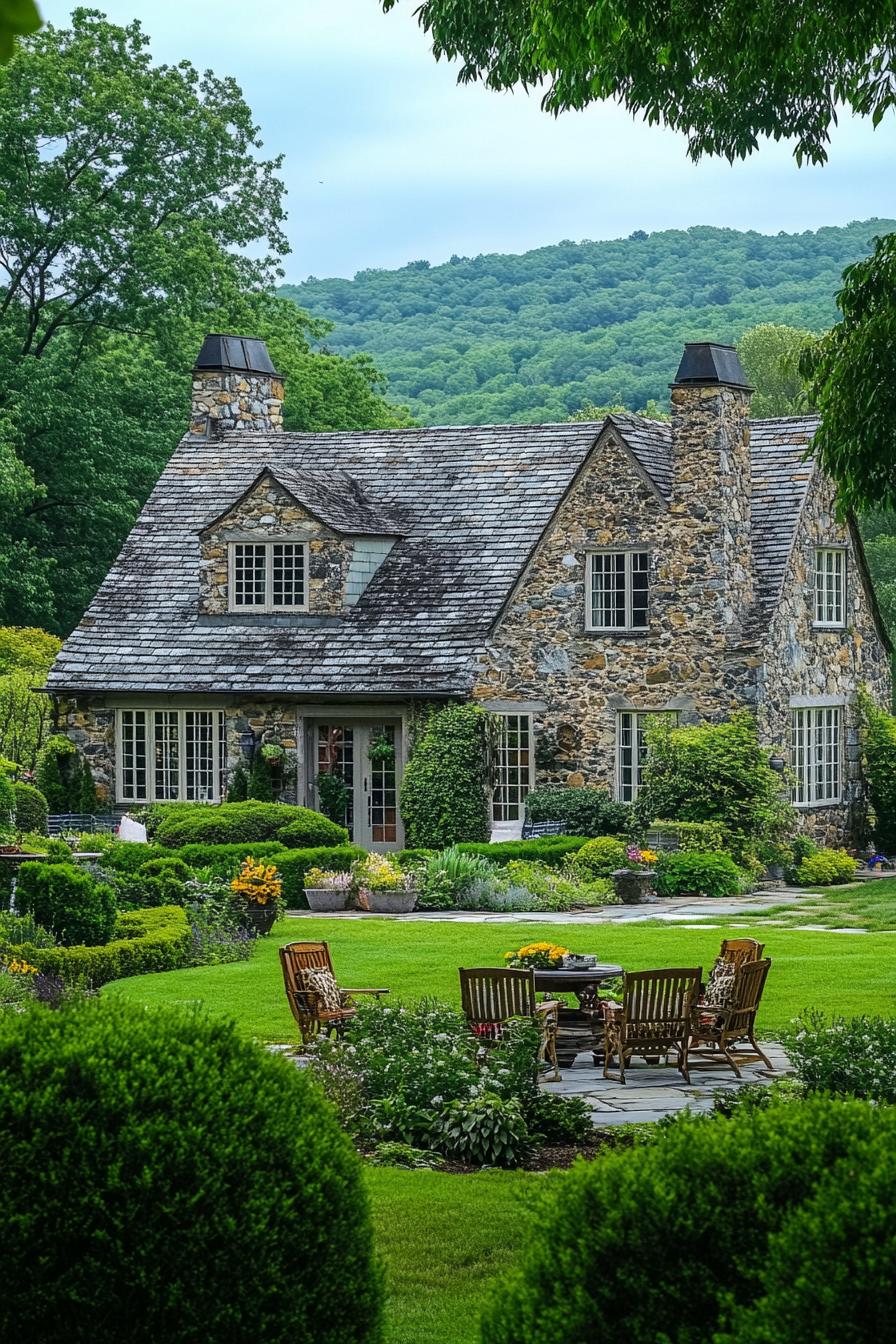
[481,1098,896,1344]
[154,801,348,850]
[14,861,117,946]
[0,999,382,1344]
[400,703,492,848]
[524,785,629,837]
[860,691,896,852]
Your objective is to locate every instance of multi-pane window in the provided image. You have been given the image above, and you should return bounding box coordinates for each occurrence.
[230,541,306,611]
[587,551,649,631]
[791,707,842,806]
[118,709,224,802]
[617,710,677,802]
[814,548,846,628]
[492,713,533,822]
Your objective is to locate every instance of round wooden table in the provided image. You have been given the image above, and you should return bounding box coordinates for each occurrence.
[534,963,624,1067]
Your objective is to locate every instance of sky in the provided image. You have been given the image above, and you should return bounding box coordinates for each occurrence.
[41,0,896,281]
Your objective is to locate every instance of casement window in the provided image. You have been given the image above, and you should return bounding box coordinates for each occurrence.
[586,550,649,632]
[118,709,225,803]
[492,713,534,822]
[229,541,307,612]
[616,710,677,803]
[813,548,846,628]
[790,706,842,806]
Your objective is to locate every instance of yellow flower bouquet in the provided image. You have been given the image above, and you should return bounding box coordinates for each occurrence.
[504,941,569,970]
[231,856,282,906]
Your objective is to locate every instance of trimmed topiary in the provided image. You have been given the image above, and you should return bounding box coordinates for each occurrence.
[0,998,382,1343]
[571,836,628,877]
[154,802,348,849]
[13,781,49,835]
[481,1097,896,1344]
[14,861,117,945]
[400,703,493,848]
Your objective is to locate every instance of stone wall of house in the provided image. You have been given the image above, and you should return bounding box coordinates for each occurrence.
[473,426,758,789]
[758,469,892,844]
[52,696,116,807]
[190,369,284,435]
[199,475,353,616]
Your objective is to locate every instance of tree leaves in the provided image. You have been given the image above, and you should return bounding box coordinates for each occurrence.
[0,0,40,63]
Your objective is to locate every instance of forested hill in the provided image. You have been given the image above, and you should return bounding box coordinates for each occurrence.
[281,220,894,425]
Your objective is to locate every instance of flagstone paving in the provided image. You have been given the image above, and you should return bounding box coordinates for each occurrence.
[544,1041,791,1126]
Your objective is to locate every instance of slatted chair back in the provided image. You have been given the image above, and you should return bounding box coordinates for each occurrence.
[719,937,765,969]
[725,957,771,1035]
[279,942,337,1035]
[459,967,536,1027]
[622,967,702,1041]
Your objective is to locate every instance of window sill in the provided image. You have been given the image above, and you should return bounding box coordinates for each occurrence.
[811,622,846,632]
[584,628,650,638]
[793,799,844,810]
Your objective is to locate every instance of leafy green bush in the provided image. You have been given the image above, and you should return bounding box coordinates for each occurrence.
[0,768,14,841]
[456,836,589,866]
[13,781,48,835]
[784,1010,896,1103]
[654,850,742,899]
[525,1091,595,1145]
[15,862,117,945]
[0,906,192,986]
[170,840,289,876]
[420,846,497,906]
[34,734,98,813]
[636,712,793,859]
[436,1094,530,1168]
[99,841,171,874]
[481,1098,896,1344]
[525,785,629,837]
[155,801,347,849]
[226,762,248,802]
[0,998,381,1344]
[860,690,896,853]
[796,847,857,886]
[138,856,191,884]
[399,703,492,847]
[645,819,728,852]
[571,836,628,877]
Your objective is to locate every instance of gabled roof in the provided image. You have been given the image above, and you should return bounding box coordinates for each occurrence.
[200,464,406,537]
[46,413,825,697]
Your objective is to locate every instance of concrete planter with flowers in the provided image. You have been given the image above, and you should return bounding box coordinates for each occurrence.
[353,853,417,914]
[303,867,353,912]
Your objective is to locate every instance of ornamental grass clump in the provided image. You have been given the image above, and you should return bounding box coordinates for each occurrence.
[0,999,382,1344]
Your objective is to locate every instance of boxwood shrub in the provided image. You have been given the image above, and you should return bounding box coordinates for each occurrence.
[155,801,348,849]
[796,847,858,886]
[173,840,290,875]
[654,850,742,899]
[481,1098,896,1344]
[525,785,630,837]
[0,998,382,1344]
[0,905,192,986]
[13,781,48,835]
[456,837,589,866]
[15,861,117,945]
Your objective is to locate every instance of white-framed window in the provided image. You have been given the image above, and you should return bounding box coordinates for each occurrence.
[229,541,307,612]
[117,709,225,802]
[814,547,846,628]
[586,550,649,632]
[790,706,842,806]
[492,713,534,822]
[616,710,677,803]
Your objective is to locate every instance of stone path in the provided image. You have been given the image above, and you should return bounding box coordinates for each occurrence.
[545,1041,790,1126]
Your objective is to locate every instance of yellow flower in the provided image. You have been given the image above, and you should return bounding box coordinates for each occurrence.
[231,855,282,906]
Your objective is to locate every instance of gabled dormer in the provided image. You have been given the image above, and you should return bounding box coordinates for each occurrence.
[198,467,402,616]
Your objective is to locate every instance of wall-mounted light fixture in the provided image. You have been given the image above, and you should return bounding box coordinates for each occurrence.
[768,753,786,774]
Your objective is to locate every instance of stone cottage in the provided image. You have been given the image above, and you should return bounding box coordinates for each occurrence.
[46,334,891,848]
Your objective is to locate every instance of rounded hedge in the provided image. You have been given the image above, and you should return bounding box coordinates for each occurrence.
[0,999,382,1343]
[15,861,117,945]
[571,836,628,876]
[13,780,48,835]
[155,801,348,850]
[481,1098,896,1344]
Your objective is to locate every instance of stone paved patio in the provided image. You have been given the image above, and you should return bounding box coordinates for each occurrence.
[543,1041,790,1126]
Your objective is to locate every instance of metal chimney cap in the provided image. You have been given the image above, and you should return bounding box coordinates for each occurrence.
[672,342,752,390]
[193,334,281,378]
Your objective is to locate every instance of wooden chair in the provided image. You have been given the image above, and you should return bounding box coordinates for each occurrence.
[279,941,389,1046]
[718,937,765,968]
[603,967,702,1085]
[690,957,773,1077]
[459,967,561,1082]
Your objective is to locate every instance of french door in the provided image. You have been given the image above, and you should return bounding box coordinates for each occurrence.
[311,721,402,850]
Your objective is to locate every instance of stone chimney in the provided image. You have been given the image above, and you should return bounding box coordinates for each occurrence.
[190,334,284,435]
[670,342,756,636]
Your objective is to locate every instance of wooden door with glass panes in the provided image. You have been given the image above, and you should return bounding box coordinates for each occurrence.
[311,721,401,850]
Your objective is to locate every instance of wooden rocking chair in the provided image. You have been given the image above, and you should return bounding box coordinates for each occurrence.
[279,941,389,1046]
[603,967,702,1085]
[459,967,561,1082]
[690,957,774,1076]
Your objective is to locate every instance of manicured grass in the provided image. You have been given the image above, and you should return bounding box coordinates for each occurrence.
[736,877,896,932]
[106,917,896,1038]
[366,1167,537,1344]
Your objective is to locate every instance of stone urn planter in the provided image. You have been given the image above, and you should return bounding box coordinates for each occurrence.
[357,888,417,914]
[305,886,352,912]
[237,902,278,936]
[611,868,657,905]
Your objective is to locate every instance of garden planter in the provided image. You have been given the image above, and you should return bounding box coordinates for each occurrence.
[237,902,277,936]
[611,868,657,905]
[304,887,352,912]
[356,888,417,914]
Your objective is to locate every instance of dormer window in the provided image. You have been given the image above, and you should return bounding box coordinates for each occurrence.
[586,550,649,632]
[229,541,307,612]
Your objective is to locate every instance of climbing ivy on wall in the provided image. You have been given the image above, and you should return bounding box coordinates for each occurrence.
[399,703,494,848]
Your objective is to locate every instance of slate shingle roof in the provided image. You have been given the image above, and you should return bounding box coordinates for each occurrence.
[47,414,819,697]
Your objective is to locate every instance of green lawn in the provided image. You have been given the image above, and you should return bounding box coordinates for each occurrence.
[730,877,896,932]
[107,916,896,1039]
[366,1167,536,1344]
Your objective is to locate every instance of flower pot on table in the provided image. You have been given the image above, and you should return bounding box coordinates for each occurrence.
[356,888,417,914]
[611,868,657,905]
[304,886,352,912]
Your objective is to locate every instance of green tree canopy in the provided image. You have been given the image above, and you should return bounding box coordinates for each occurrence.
[736,323,816,418]
[0,0,39,62]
